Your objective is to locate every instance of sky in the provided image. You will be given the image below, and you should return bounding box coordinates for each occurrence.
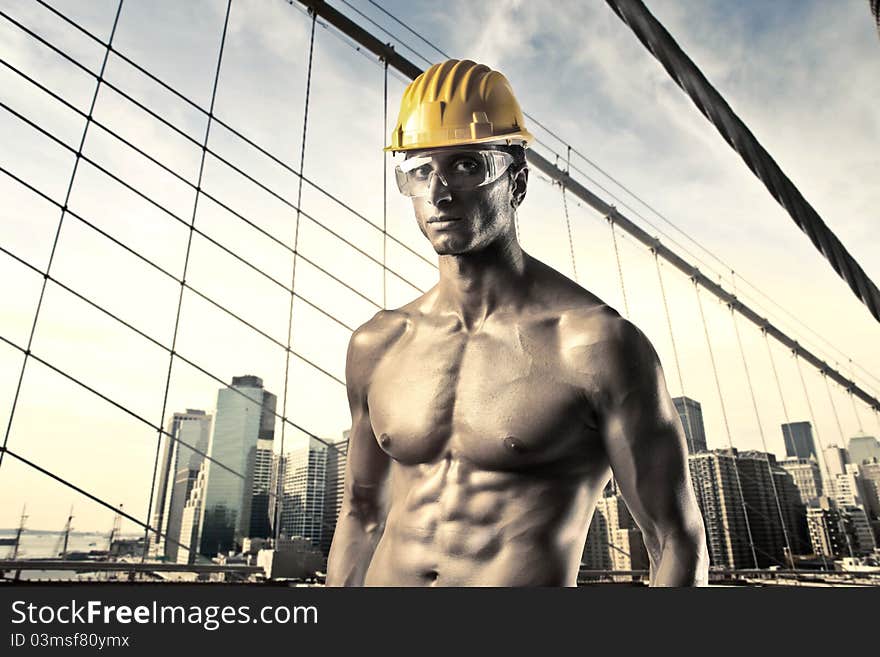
[0,0,878,534]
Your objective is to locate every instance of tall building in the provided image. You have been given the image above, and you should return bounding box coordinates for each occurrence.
[806,497,849,559]
[672,396,708,454]
[248,438,275,540]
[321,433,349,556]
[582,494,649,572]
[688,450,754,570]
[177,461,207,564]
[735,451,788,568]
[823,444,849,481]
[771,466,810,557]
[279,437,327,550]
[782,421,816,460]
[779,457,823,504]
[148,409,212,562]
[848,435,880,465]
[198,375,277,557]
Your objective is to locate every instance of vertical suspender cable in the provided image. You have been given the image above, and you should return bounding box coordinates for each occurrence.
[276,9,318,544]
[560,185,578,281]
[0,0,125,472]
[608,217,630,319]
[730,308,794,568]
[822,373,847,446]
[654,254,693,454]
[694,281,759,569]
[147,0,233,561]
[383,60,388,309]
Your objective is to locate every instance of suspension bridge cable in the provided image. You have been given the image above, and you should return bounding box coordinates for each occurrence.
[277,9,317,545]
[794,354,857,560]
[604,0,880,324]
[822,373,848,447]
[693,281,759,569]
[652,254,693,453]
[0,53,422,309]
[730,307,795,568]
[0,17,431,298]
[608,217,630,319]
[23,1,438,272]
[146,0,232,561]
[0,0,124,473]
[560,185,578,281]
[872,0,880,38]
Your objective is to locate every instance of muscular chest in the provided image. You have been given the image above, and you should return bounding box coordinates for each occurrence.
[366,321,599,471]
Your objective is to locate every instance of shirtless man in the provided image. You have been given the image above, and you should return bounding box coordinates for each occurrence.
[326,60,708,587]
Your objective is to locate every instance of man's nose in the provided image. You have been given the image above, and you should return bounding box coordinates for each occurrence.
[427,170,452,206]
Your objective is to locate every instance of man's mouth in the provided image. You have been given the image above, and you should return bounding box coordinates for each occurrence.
[427,216,461,227]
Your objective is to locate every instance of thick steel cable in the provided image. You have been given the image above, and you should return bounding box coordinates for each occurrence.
[693,281,759,569]
[0,0,124,473]
[730,308,795,568]
[147,0,232,560]
[21,2,437,272]
[277,10,317,545]
[605,0,880,324]
[653,254,694,454]
[872,0,880,38]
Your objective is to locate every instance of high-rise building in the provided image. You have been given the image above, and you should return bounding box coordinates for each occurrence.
[672,396,708,454]
[771,466,810,557]
[321,433,349,556]
[248,438,275,540]
[148,409,212,562]
[582,494,649,572]
[735,451,788,568]
[688,450,754,569]
[824,444,849,482]
[177,461,207,564]
[779,457,823,504]
[279,437,327,550]
[806,497,848,559]
[848,435,880,465]
[782,421,817,460]
[198,375,277,557]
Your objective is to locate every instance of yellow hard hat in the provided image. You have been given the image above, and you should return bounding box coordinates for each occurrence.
[385,59,534,153]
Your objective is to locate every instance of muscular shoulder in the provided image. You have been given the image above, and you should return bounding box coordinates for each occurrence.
[345,309,410,394]
[558,304,662,409]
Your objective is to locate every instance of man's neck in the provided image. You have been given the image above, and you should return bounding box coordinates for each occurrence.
[434,235,528,332]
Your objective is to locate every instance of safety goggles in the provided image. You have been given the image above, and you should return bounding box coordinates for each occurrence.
[394,149,515,198]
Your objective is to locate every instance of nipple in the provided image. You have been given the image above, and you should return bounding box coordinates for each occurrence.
[379,433,392,448]
[503,435,527,454]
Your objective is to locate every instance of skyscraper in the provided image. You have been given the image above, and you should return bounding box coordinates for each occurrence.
[198,375,277,557]
[782,421,817,460]
[735,451,788,568]
[321,433,349,556]
[688,450,754,569]
[672,396,708,454]
[848,435,880,465]
[279,437,327,550]
[148,409,212,562]
[581,495,649,572]
[779,457,823,504]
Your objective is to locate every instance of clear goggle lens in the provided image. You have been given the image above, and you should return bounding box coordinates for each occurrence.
[394,149,514,198]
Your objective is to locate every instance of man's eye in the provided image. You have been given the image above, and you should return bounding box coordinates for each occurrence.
[451,158,481,175]
[411,165,433,181]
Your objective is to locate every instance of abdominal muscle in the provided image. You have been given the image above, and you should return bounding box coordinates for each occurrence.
[363,456,600,587]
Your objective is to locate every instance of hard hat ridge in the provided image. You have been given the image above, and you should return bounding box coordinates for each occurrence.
[385,58,534,152]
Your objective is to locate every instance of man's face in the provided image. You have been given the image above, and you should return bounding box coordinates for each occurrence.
[405,146,525,256]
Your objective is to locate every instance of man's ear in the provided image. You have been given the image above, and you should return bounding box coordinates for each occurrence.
[510,165,529,208]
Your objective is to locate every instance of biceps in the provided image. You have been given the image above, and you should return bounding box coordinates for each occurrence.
[602,398,693,536]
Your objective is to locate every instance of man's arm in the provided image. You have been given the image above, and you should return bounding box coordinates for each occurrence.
[589,314,709,587]
[325,312,404,586]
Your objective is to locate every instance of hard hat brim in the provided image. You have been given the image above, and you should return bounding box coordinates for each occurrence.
[383,129,535,154]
